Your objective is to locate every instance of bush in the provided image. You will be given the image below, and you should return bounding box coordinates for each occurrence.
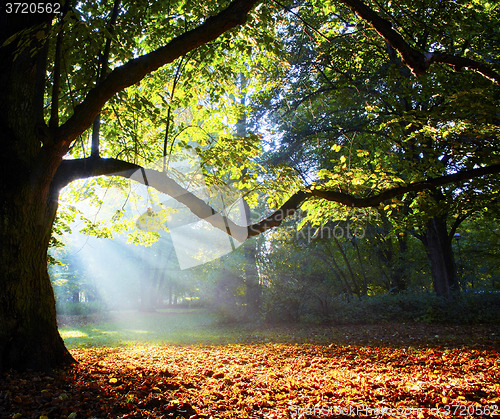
[419,291,500,324]
[262,291,500,325]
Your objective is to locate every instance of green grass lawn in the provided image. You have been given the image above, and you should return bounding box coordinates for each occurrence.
[58,309,298,348]
[58,309,500,349]
[58,309,239,347]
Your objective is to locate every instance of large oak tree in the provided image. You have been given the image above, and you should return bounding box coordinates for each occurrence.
[0,0,498,371]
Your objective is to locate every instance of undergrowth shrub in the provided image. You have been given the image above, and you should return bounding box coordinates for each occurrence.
[56,301,107,315]
[263,291,500,325]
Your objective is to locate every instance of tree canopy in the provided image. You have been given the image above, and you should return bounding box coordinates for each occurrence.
[0,0,499,371]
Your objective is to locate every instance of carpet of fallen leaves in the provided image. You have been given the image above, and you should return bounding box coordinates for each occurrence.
[1,323,499,419]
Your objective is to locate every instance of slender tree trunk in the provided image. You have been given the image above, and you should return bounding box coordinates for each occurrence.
[351,238,368,296]
[390,236,408,292]
[421,216,458,298]
[168,281,173,305]
[72,290,80,304]
[243,240,260,320]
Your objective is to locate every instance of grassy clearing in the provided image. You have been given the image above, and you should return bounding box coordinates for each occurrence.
[59,309,224,347]
[58,309,500,349]
[57,309,336,348]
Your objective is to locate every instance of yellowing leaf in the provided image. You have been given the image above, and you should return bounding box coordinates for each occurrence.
[331,144,341,152]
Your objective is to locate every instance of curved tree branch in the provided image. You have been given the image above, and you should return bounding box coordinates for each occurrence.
[425,52,500,84]
[54,157,250,242]
[341,0,427,75]
[54,157,500,240]
[341,0,500,84]
[308,164,500,206]
[55,0,260,147]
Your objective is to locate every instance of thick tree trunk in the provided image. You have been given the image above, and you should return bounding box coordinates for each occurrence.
[421,216,458,298]
[0,15,75,371]
[0,193,75,371]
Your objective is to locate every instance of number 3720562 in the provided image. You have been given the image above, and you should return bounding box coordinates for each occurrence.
[5,3,61,14]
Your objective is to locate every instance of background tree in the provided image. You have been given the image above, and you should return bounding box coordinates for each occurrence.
[251,0,500,297]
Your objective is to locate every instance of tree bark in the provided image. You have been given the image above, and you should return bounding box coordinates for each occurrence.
[0,193,75,371]
[421,216,458,298]
[0,12,75,371]
[0,106,75,369]
[340,0,500,84]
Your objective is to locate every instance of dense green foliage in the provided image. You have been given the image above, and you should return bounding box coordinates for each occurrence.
[48,0,499,324]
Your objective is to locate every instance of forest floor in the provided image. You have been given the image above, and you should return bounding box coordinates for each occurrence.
[1,312,499,418]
